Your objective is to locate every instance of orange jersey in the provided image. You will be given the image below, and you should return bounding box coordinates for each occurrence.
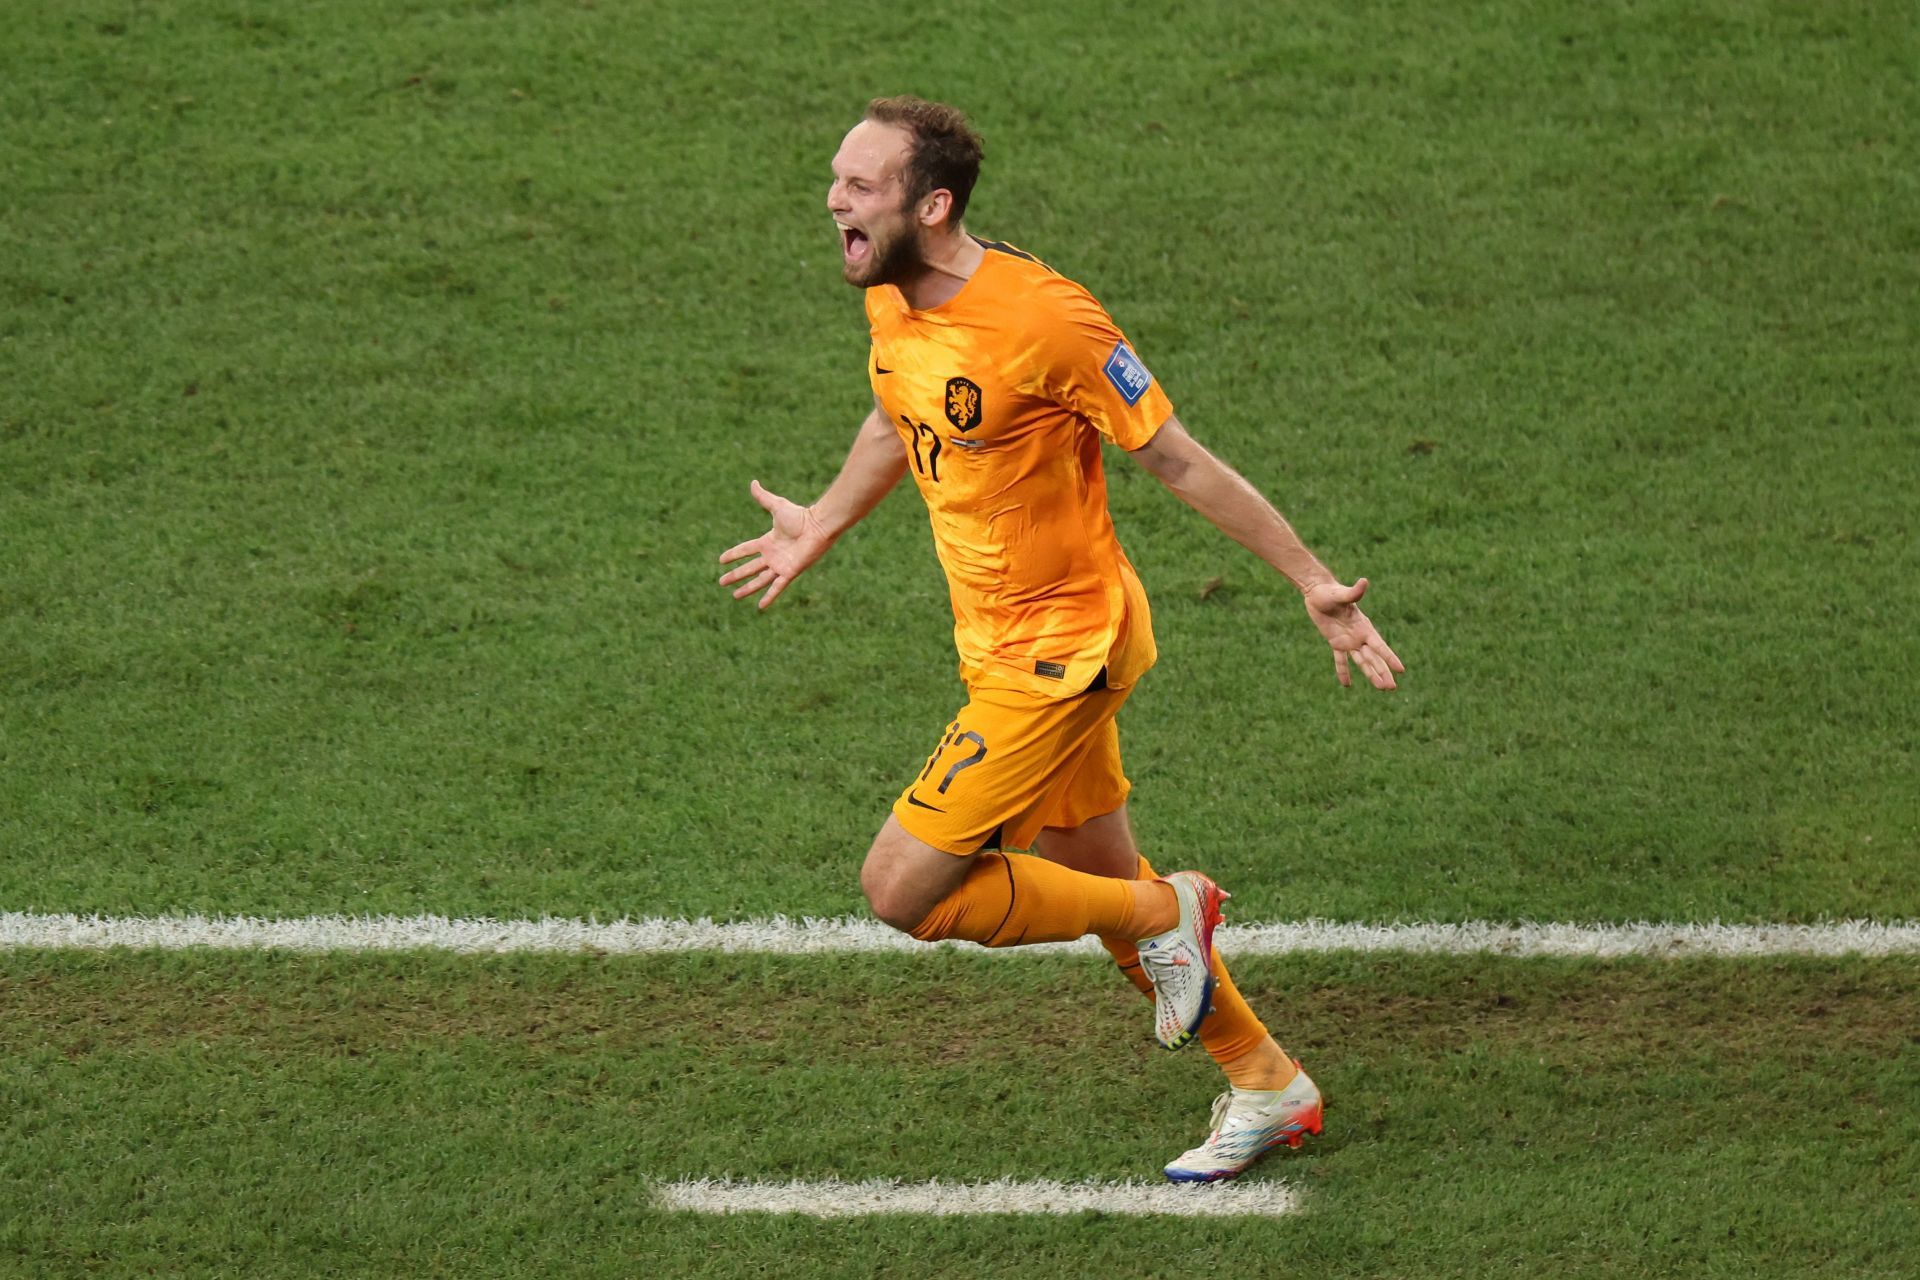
[865,238,1173,698]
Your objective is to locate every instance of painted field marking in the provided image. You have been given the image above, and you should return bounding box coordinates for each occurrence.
[3,912,1918,957]
[653,1176,1300,1218]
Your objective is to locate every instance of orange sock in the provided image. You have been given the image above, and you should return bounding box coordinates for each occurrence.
[1099,854,1300,1092]
[910,852,1176,948]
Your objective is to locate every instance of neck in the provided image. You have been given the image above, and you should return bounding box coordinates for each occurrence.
[898,225,984,310]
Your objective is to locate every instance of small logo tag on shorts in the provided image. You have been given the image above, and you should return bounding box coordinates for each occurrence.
[1103,342,1152,406]
[1034,660,1067,679]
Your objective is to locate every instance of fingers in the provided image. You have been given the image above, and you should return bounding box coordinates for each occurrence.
[1346,634,1404,691]
[1357,624,1404,689]
[1330,621,1405,691]
[722,481,787,562]
[759,574,793,609]
[1358,644,1398,691]
[732,568,775,601]
[1313,582,1406,692]
[718,556,766,587]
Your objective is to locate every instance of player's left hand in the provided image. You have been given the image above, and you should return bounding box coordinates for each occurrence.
[1303,578,1405,690]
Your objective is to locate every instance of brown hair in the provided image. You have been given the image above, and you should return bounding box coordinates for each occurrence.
[864,95,984,225]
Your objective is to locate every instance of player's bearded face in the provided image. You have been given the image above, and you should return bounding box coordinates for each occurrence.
[839,191,924,288]
[830,122,931,289]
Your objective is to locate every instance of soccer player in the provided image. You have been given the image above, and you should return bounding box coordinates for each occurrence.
[719,96,1403,1183]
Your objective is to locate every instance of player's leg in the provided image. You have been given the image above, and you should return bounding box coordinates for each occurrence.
[861,811,1176,946]
[1031,806,1155,992]
[858,814,976,932]
[1027,719,1199,1009]
[871,683,1222,1048]
[1037,795,1324,1179]
[862,810,1169,942]
[1032,804,1141,879]
[865,688,1182,947]
[1037,803,1297,1089]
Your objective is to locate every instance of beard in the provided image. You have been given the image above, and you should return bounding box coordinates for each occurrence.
[842,210,926,289]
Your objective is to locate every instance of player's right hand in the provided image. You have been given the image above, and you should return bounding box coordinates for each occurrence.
[718,480,835,610]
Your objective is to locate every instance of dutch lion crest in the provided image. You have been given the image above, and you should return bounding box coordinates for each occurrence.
[944,376,983,432]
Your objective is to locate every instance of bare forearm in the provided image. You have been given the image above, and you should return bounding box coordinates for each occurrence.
[1132,418,1335,594]
[812,405,908,538]
[1125,416,1403,688]
[1178,461,1332,592]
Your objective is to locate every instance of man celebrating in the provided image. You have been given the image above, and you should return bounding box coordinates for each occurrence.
[720,96,1403,1183]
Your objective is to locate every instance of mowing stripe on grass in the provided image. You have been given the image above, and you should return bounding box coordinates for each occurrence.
[3,912,1918,957]
[652,1177,1301,1218]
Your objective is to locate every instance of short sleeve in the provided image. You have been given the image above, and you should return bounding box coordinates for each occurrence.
[1030,282,1174,450]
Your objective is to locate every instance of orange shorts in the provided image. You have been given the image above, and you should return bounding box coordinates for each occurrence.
[891,674,1134,855]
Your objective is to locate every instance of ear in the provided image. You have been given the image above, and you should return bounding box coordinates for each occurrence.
[918,188,955,229]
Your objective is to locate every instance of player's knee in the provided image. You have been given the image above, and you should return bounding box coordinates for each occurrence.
[860,867,930,933]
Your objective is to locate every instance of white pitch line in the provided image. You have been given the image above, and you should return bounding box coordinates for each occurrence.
[2,912,1918,957]
[653,1176,1300,1218]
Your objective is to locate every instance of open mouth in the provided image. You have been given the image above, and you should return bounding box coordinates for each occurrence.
[838,223,871,265]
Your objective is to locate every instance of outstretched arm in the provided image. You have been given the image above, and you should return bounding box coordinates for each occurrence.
[718,403,907,610]
[1128,414,1405,690]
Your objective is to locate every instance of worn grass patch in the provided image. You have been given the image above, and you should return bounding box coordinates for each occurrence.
[3,951,1916,1277]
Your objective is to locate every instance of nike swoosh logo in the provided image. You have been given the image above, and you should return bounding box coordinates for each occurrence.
[906,793,945,812]
[875,365,894,375]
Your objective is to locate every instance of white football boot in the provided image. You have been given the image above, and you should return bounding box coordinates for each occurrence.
[1135,871,1228,1051]
[1162,1065,1324,1183]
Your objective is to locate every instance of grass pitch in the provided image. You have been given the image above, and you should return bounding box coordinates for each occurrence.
[5,950,1917,1277]
[4,0,1915,923]
[2,0,1917,1275]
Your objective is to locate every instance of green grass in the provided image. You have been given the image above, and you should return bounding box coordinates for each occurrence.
[2,0,1914,922]
[3,3,1918,1273]
[4,949,1917,1277]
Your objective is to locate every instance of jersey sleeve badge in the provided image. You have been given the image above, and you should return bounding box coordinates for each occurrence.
[1102,342,1153,406]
